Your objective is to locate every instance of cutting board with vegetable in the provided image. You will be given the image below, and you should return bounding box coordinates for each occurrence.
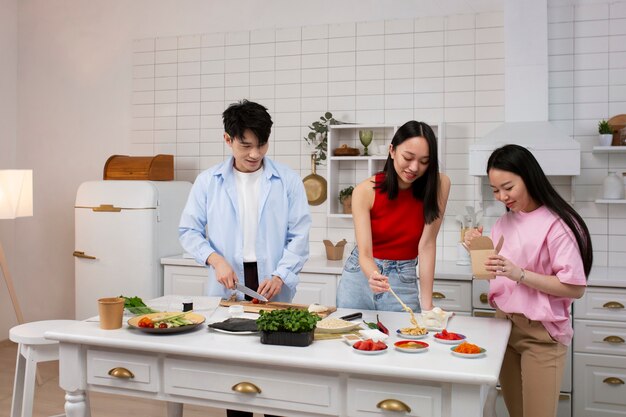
[219,300,336,317]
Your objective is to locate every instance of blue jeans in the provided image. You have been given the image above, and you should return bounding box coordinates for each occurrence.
[336,247,421,312]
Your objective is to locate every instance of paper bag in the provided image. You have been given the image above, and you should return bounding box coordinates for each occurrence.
[465,236,504,280]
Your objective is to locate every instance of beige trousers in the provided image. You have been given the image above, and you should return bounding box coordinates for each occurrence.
[495,310,567,417]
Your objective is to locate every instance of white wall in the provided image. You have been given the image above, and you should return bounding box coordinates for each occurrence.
[0,0,19,339]
[4,0,625,339]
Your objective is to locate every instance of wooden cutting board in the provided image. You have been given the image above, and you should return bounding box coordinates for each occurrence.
[219,300,337,317]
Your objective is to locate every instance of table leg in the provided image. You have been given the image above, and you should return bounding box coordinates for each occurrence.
[65,390,90,417]
[10,346,25,417]
[167,401,183,417]
[483,385,498,417]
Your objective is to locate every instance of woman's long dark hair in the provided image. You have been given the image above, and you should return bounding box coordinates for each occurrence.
[487,144,593,277]
[375,120,441,224]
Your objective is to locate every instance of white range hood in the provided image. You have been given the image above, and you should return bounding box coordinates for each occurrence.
[468,0,581,176]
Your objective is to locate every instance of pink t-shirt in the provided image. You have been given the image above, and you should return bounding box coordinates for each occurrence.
[490,205,587,345]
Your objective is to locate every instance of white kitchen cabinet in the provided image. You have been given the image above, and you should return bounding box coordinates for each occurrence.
[573,286,626,417]
[326,123,444,217]
[163,264,208,296]
[432,280,472,314]
[161,257,339,307]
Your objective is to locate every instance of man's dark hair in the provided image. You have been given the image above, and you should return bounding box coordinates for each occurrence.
[222,99,273,145]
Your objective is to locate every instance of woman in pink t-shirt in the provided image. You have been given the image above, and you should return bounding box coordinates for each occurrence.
[465,144,592,417]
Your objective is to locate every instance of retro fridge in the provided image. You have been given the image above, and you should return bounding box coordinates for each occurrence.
[74,180,192,319]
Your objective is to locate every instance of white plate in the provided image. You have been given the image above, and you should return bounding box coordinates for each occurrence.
[211,328,259,335]
[316,319,361,334]
[433,333,466,345]
[394,340,429,353]
[450,346,486,358]
[395,329,429,340]
[352,346,388,355]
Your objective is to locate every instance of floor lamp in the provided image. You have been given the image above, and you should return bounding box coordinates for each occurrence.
[0,169,33,325]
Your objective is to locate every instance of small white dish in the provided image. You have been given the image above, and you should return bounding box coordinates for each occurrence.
[228,305,244,318]
[352,345,388,355]
[450,346,486,358]
[395,329,429,340]
[394,340,429,353]
[433,333,466,345]
[341,334,362,346]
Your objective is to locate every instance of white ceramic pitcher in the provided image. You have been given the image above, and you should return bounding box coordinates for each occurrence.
[602,171,625,199]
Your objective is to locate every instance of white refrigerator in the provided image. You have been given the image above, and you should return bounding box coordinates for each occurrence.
[74,180,192,319]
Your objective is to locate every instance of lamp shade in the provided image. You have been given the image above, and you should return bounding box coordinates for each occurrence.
[0,170,33,219]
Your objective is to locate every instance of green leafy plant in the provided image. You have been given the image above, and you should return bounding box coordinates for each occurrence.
[339,186,354,203]
[599,119,613,134]
[304,112,341,166]
[120,295,159,315]
[256,309,321,333]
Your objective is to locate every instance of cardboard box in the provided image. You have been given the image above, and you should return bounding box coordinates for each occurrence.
[324,239,347,260]
[465,236,504,280]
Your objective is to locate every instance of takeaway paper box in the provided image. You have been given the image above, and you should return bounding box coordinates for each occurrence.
[466,236,504,280]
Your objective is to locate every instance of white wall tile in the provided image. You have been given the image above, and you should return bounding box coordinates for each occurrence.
[385,63,413,79]
[356,35,384,51]
[155,63,177,77]
[414,31,444,47]
[446,29,474,46]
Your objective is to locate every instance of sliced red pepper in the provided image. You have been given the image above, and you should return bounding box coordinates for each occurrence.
[376,314,389,335]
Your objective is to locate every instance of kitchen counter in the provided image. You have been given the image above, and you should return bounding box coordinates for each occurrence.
[161,254,474,281]
[46,304,511,417]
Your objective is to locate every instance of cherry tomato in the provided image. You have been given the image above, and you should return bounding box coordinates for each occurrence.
[159,323,167,329]
[252,298,259,304]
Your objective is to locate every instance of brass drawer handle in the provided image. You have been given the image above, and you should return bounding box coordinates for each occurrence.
[433,292,445,299]
[603,301,624,309]
[72,251,96,260]
[107,367,134,379]
[474,311,495,318]
[376,399,411,413]
[604,335,625,344]
[92,204,122,212]
[603,377,624,385]
[479,293,488,304]
[232,382,261,394]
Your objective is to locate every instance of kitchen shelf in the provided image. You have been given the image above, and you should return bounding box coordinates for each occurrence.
[592,146,626,153]
[326,122,444,216]
[595,199,626,204]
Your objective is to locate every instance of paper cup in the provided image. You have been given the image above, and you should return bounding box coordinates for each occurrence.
[98,297,125,329]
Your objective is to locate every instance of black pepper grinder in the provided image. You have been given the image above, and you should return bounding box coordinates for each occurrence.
[182,298,193,312]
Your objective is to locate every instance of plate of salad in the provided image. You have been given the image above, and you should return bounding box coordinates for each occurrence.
[128,312,205,334]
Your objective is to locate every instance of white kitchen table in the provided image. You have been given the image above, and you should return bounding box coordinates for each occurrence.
[45,306,511,417]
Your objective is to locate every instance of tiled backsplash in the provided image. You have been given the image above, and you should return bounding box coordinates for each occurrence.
[130,1,626,267]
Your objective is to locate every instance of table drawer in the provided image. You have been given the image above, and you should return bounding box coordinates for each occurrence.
[573,353,626,417]
[432,280,471,313]
[347,377,442,417]
[574,319,626,356]
[164,357,340,415]
[574,287,626,321]
[87,349,159,393]
[472,279,491,310]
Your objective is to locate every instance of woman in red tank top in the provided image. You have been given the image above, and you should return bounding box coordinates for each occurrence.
[336,121,451,312]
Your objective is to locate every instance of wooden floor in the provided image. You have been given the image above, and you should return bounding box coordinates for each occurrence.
[0,339,264,417]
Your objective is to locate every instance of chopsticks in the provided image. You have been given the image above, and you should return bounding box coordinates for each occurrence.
[387,287,419,327]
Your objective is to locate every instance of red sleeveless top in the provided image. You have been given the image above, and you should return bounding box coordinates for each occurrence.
[370,173,424,260]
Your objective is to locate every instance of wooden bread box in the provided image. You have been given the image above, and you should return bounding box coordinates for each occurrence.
[103,154,174,180]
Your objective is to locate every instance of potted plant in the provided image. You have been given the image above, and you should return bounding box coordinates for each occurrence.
[339,186,354,214]
[304,112,341,167]
[256,308,321,347]
[599,119,614,146]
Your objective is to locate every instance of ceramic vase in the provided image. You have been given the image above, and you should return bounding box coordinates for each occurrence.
[602,171,625,200]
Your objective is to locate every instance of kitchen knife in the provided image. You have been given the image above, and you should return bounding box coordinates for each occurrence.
[339,312,362,321]
[235,283,268,302]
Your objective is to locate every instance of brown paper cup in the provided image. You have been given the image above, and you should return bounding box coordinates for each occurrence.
[98,297,125,329]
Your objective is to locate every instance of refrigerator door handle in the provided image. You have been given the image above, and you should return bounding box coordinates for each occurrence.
[92,204,122,212]
[73,251,97,260]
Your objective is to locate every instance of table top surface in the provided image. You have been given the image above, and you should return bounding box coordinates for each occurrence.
[46,298,511,386]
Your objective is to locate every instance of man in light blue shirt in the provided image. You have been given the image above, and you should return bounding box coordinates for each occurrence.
[179,100,311,305]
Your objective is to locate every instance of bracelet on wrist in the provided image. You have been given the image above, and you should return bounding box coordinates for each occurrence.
[517,269,526,285]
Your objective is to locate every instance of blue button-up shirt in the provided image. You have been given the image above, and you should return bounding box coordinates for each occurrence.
[179,156,311,302]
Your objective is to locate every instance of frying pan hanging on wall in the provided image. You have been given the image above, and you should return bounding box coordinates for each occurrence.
[302,154,327,206]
